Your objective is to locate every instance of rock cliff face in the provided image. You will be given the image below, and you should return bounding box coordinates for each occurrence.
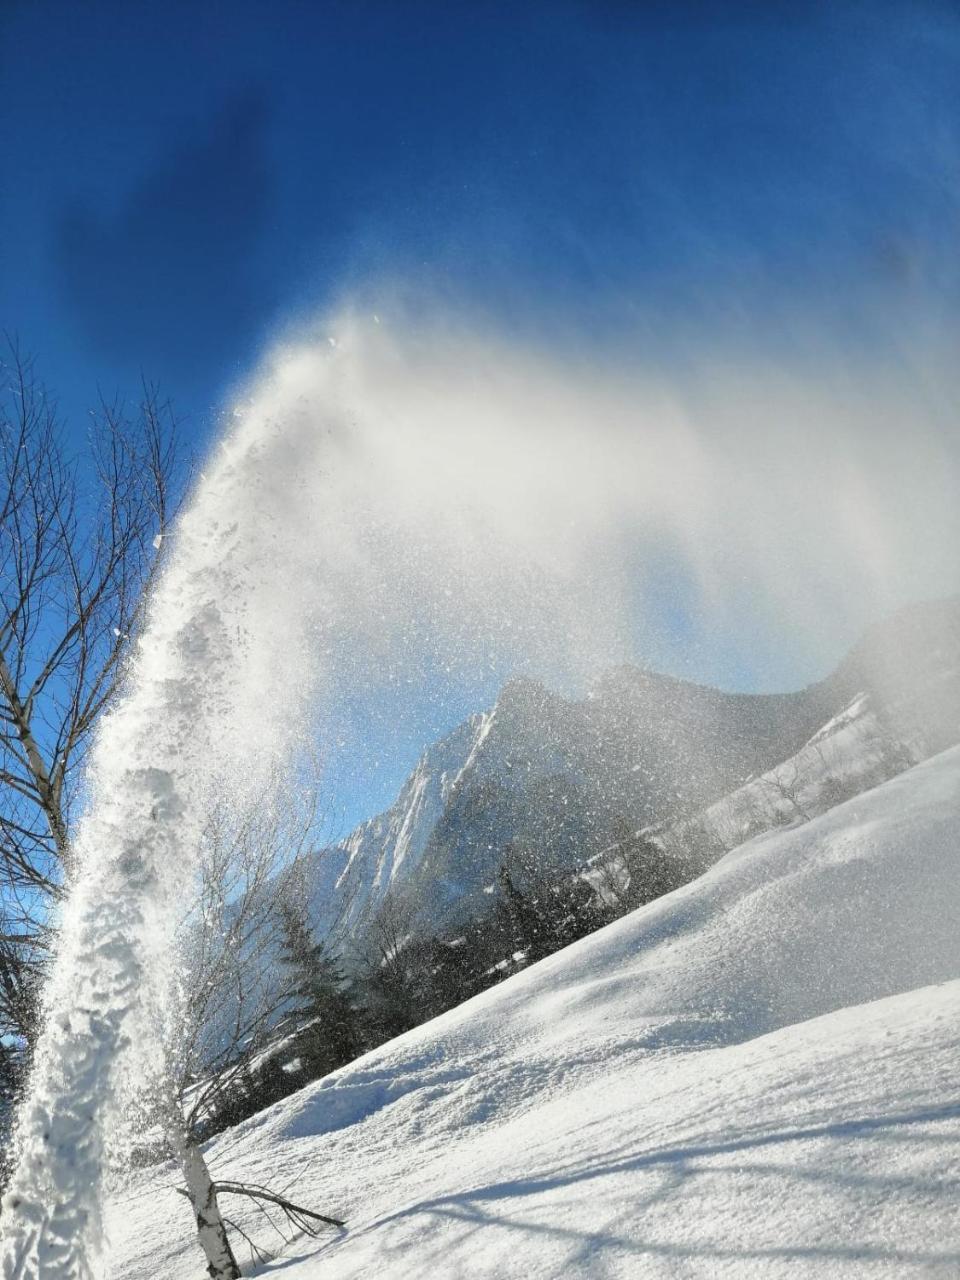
[306,597,960,941]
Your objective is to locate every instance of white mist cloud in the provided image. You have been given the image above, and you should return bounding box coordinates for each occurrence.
[9,297,955,1263]
[233,306,959,711]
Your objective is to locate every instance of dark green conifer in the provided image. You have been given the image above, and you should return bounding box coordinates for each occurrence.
[277,898,363,1079]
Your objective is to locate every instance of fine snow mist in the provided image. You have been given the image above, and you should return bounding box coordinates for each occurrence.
[243,308,960,824]
[3,305,958,1276]
[254,309,960,708]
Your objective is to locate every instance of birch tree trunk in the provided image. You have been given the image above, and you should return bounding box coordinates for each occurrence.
[165,1108,240,1279]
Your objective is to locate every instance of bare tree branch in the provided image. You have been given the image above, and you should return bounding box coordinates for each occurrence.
[0,342,182,1050]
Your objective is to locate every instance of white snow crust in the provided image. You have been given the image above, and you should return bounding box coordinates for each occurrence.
[107,746,960,1278]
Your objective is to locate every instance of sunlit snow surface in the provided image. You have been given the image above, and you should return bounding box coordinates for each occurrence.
[6,320,959,1275]
[108,747,960,1279]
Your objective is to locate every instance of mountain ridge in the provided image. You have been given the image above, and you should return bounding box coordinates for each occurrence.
[307,595,960,944]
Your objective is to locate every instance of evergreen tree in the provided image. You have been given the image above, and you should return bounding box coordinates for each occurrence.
[360,933,435,1045]
[419,931,491,1019]
[277,898,363,1080]
[610,820,689,913]
[496,864,542,958]
[495,858,607,964]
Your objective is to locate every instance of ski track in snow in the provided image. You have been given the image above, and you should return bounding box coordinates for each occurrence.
[107,746,960,1279]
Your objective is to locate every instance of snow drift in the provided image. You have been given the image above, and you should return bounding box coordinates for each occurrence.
[108,745,960,1278]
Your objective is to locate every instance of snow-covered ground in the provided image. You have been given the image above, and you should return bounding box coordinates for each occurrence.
[662,691,919,863]
[108,746,960,1278]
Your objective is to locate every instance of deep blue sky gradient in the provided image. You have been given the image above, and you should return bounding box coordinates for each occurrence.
[4,1,959,428]
[3,1,959,829]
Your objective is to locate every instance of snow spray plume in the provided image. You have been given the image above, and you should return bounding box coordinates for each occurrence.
[0,373,330,1274]
[256,309,960,699]
[3,311,959,1275]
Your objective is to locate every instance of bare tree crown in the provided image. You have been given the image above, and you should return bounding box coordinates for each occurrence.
[0,340,180,1046]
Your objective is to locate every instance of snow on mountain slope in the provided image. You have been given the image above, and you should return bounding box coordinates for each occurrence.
[303,672,831,943]
[667,690,918,861]
[305,597,960,945]
[110,745,960,1279]
[304,709,497,939]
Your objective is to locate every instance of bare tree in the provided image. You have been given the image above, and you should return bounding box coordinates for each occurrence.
[174,798,308,1131]
[758,757,810,824]
[589,821,687,918]
[0,342,179,1050]
[0,347,342,1275]
[155,771,346,1279]
[357,890,427,1041]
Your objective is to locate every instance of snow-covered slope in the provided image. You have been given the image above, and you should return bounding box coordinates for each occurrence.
[110,745,960,1279]
[664,690,919,861]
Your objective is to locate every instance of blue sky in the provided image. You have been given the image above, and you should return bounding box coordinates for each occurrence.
[3,1,960,830]
[4,0,958,428]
